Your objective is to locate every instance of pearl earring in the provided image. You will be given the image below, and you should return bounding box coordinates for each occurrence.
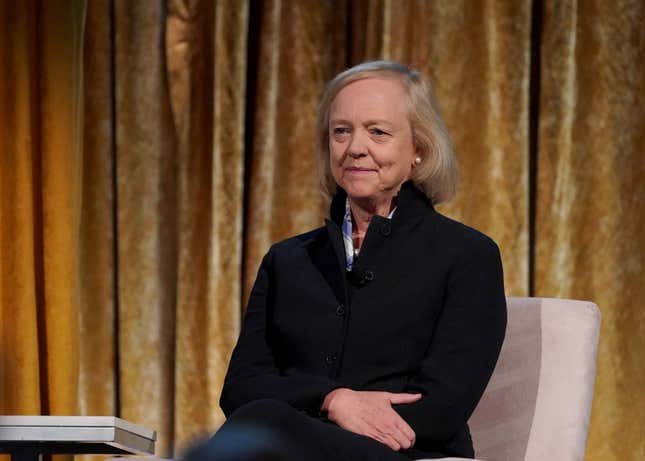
[414,157,422,165]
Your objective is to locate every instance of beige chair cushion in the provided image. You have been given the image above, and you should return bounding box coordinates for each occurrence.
[429,297,600,461]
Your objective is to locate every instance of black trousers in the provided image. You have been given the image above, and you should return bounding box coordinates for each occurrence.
[182,399,424,461]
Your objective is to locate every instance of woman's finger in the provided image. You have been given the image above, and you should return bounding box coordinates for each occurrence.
[373,429,402,452]
[380,415,415,449]
[388,425,413,450]
[394,417,416,443]
[386,392,422,405]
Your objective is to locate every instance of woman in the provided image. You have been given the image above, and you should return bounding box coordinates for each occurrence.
[195,61,506,460]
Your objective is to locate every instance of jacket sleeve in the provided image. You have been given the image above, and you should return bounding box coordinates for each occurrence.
[219,247,340,417]
[393,235,507,444]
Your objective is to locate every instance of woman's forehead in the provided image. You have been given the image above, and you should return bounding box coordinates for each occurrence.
[330,77,408,120]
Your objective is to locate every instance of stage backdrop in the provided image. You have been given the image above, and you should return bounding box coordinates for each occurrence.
[1,1,643,460]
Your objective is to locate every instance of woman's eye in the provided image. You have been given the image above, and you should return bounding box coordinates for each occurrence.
[370,128,388,136]
[333,127,350,135]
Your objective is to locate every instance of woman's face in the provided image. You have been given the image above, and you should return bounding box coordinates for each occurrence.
[328,77,417,204]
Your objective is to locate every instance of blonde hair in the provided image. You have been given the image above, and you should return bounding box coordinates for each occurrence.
[315,61,458,205]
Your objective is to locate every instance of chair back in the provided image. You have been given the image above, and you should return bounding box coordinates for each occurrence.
[468,297,601,461]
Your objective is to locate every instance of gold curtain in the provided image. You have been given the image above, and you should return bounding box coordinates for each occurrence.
[0,1,643,460]
[0,0,84,417]
[535,1,645,460]
[80,0,248,453]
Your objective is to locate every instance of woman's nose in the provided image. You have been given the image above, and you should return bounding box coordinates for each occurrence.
[347,149,365,158]
[346,134,367,157]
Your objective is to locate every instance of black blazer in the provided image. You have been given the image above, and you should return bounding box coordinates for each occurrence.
[220,181,507,459]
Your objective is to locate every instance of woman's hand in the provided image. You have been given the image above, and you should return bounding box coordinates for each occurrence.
[321,388,421,451]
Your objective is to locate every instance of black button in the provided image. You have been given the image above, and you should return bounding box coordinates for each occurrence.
[380,223,392,236]
[363,270,374,281]
[336,304,345,316]
[325,354,337,365]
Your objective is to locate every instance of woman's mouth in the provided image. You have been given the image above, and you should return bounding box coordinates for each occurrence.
[345,166,377,175]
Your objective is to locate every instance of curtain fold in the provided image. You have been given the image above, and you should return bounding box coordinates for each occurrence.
[112,0,178,454]
[167,0,248,449]
[1,1,643,459]
[0,0,85,417]
[78,0,116,419]
[37,0,85,418]
[536,1,645,459]
[0,1,43,415]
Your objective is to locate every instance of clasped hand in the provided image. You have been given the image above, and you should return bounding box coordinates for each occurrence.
[321,388,421,451]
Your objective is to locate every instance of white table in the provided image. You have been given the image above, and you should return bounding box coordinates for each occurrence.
[0,416,156,461]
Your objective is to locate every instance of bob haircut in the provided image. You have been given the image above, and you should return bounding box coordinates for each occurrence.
[315,60,458,205]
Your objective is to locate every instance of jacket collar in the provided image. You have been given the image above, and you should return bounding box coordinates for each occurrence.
[328,180,434,227]
[319,181,434,300]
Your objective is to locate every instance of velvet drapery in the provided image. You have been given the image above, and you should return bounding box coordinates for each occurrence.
[0,1,643,460]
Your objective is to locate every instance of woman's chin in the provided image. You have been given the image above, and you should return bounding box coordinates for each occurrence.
[342,184,378,200]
